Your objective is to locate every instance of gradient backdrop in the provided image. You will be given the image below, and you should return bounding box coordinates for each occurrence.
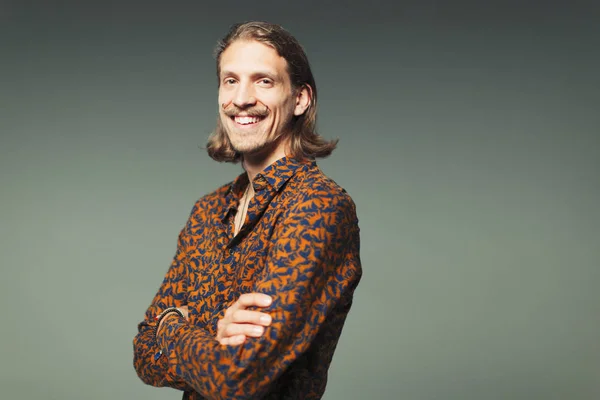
[1,1,599,399]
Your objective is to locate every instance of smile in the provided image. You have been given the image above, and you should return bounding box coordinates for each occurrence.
[233,115,264,125]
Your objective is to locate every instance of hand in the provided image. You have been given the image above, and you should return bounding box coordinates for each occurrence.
[157,305,189,334]
[217,293,273,346]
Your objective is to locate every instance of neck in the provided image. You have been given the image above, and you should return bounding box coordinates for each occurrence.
[242,136,289,182]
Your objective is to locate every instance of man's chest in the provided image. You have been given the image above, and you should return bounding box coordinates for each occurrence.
[183,212,279,334]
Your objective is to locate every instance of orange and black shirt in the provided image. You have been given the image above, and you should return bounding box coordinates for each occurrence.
[133,156,362,399]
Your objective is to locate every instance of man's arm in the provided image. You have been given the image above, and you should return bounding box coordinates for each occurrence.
[157,191,362,399]
[132,215,196,391]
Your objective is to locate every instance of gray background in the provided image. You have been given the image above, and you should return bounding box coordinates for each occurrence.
[1,1,599,399]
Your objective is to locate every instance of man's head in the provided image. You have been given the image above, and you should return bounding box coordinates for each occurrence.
[206,21,337,163]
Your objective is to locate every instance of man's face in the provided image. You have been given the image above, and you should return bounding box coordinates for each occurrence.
[218,40,304,156]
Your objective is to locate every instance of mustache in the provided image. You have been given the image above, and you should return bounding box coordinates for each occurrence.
[222,105,269,118]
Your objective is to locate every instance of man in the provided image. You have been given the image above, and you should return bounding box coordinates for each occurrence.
[133,21,362,399]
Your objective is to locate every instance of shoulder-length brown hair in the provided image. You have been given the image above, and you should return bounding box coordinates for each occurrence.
[206,21,338,163]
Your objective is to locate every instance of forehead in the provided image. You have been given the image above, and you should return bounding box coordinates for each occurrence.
[219,40,288,77]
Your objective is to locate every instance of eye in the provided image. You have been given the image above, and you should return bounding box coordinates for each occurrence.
[223,78,237,85]
[257,78,274,87]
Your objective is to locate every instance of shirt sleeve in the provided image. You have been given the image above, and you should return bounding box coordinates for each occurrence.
[132,216,196,391]
[156,191,362,400]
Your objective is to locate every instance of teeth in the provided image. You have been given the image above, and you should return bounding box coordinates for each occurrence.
[235,116,261,125]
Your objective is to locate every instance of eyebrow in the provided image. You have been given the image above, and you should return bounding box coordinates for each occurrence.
[220,70,279,81]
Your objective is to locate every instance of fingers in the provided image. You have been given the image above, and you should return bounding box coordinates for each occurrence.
[236,293,272,309]
[224,293,272,317]
[216,293,273,346]
[231,309,272,326]
[220,334,246,346]
[223,323,264,339]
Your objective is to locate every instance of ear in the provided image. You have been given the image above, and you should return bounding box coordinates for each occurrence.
[293,84,312,116]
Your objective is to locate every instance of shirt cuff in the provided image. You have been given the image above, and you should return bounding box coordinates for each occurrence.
[155,314,187,361]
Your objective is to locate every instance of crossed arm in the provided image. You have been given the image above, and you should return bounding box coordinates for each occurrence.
[132,193,361,399]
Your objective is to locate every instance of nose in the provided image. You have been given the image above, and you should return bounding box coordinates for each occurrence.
[232,82,257,108]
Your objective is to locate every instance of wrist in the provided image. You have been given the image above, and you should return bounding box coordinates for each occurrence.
[154,307,185,340]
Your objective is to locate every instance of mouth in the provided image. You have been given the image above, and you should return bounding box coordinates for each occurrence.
[231,115,265,127]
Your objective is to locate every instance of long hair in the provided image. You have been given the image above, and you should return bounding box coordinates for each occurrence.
[206,21,338,163]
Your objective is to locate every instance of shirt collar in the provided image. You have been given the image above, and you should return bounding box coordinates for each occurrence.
[255,156,313,192]
[229,156,312,195]
[222,156,313,221]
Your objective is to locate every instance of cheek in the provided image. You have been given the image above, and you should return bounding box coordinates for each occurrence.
[281,96,296,114]
[218,91,231,109]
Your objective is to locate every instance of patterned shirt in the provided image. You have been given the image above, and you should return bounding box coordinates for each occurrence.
[133,156,362,399]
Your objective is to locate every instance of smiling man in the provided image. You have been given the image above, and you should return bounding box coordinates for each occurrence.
[133,21,362,399]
